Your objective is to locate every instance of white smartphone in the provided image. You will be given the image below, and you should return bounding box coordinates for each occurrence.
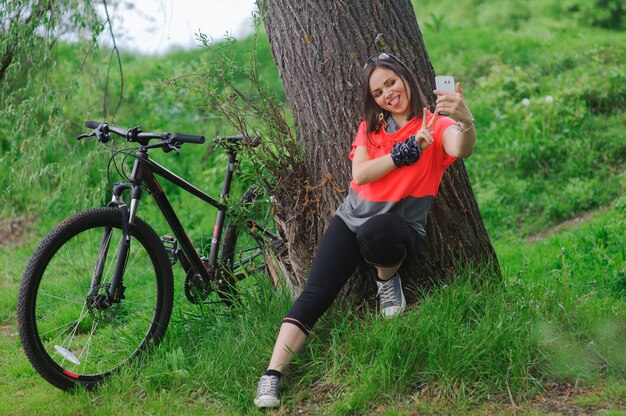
[435,75,456,92]
[435,75,455,115]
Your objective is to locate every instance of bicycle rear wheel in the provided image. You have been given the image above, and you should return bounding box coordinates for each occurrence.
[17,207,174,390]
[219,187,284,304]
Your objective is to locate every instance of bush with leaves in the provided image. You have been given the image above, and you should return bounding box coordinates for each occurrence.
[0,1,102,218]
[560,0,625,30]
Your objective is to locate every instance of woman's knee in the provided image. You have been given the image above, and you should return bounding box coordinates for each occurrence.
[356,214,411,265]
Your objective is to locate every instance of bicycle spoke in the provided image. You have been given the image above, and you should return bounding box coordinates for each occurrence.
[125,244,146,271]
[123,279,157,295]
[118,298,155,310]
[38,289,86,307]
[78,320,97,374]
[75,318,101,372]
[58,305,90,349]
[39,315,84,339]
[109,316,149,351]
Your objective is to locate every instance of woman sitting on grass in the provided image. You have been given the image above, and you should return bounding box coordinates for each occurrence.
[254,52,477,409]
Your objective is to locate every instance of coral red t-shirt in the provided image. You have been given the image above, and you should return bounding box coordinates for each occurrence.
[336,111,456,237]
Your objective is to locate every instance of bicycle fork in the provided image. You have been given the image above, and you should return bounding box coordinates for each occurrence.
[86,183,138,309]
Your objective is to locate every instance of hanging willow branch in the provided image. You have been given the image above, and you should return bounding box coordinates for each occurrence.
[102,0,124,120]
[0,0,53,83]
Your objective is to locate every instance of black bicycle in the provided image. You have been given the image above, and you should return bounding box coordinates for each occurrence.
[17,121,285,391]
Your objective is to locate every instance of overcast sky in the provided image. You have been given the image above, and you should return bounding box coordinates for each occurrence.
[97,0,258,55]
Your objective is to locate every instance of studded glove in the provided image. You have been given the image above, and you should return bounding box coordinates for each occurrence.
[390,134,421,167]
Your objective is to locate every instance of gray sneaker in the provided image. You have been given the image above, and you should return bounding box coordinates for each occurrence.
[376,273,406,318]
[254,375,280,408]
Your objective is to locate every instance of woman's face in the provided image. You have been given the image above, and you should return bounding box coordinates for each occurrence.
[368,67,411,119]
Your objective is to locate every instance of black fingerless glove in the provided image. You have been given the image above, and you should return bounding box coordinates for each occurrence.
[390,134,421,167]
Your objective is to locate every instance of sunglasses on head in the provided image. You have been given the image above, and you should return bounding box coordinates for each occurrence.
[363,52,400,70]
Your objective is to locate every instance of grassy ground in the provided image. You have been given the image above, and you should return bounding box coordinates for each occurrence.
[1,196,624,415]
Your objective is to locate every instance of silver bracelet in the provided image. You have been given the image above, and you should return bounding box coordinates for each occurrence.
[457,118,475,133]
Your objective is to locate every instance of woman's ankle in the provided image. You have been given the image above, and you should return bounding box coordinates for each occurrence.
[264,369,282,379]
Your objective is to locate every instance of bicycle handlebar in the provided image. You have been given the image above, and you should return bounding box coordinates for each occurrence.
[82,120,261,151]
[170,133,205,144]
[83,120,206,146]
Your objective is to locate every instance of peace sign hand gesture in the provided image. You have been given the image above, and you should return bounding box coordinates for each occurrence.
[414,107,435,150]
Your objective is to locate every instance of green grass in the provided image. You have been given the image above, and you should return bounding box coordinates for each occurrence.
[2,198,624,414]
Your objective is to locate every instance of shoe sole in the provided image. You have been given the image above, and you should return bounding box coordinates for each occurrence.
[381,289,406,318]
[254,397,281,408]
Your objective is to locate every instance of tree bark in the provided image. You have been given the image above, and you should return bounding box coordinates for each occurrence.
[259,0,499,302]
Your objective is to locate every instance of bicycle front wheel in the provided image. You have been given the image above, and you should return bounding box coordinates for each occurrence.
[17,207,174,390]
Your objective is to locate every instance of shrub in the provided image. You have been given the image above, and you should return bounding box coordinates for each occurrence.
[561,0,626,30]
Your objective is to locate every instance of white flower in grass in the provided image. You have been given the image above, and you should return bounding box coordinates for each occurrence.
[522,98,530,106]
[545,95,554,104]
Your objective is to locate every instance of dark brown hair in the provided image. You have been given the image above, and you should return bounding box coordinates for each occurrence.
[362,54,428,134]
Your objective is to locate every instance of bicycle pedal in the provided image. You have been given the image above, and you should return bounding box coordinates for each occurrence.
[160,236,178,265]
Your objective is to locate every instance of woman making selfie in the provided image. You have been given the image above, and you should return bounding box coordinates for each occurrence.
[254,53,477,408]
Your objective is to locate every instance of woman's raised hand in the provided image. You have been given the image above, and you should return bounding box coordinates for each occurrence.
[414,107,435,150]
[433,83,474,124]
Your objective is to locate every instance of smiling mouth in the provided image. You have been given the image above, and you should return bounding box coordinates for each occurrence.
[389,95,400,106]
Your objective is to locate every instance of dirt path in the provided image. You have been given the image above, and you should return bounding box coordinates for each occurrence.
[0,215,33,247]
[526,203,615,244]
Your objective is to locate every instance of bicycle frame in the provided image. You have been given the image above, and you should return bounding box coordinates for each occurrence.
[106,146,239,293]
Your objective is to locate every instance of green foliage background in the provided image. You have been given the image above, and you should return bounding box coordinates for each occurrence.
[2,0,624,240]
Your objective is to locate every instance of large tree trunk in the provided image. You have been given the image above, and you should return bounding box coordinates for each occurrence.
[259,0,499,302]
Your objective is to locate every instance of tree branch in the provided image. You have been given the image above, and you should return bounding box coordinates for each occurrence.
[102,0,124,120]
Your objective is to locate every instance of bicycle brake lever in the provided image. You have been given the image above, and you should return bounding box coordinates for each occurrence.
[164,142,181,154]
[76,133,95,141]
[95,131,111,143]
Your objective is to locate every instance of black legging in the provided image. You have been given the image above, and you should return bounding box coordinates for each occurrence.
[282,213,420,334]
